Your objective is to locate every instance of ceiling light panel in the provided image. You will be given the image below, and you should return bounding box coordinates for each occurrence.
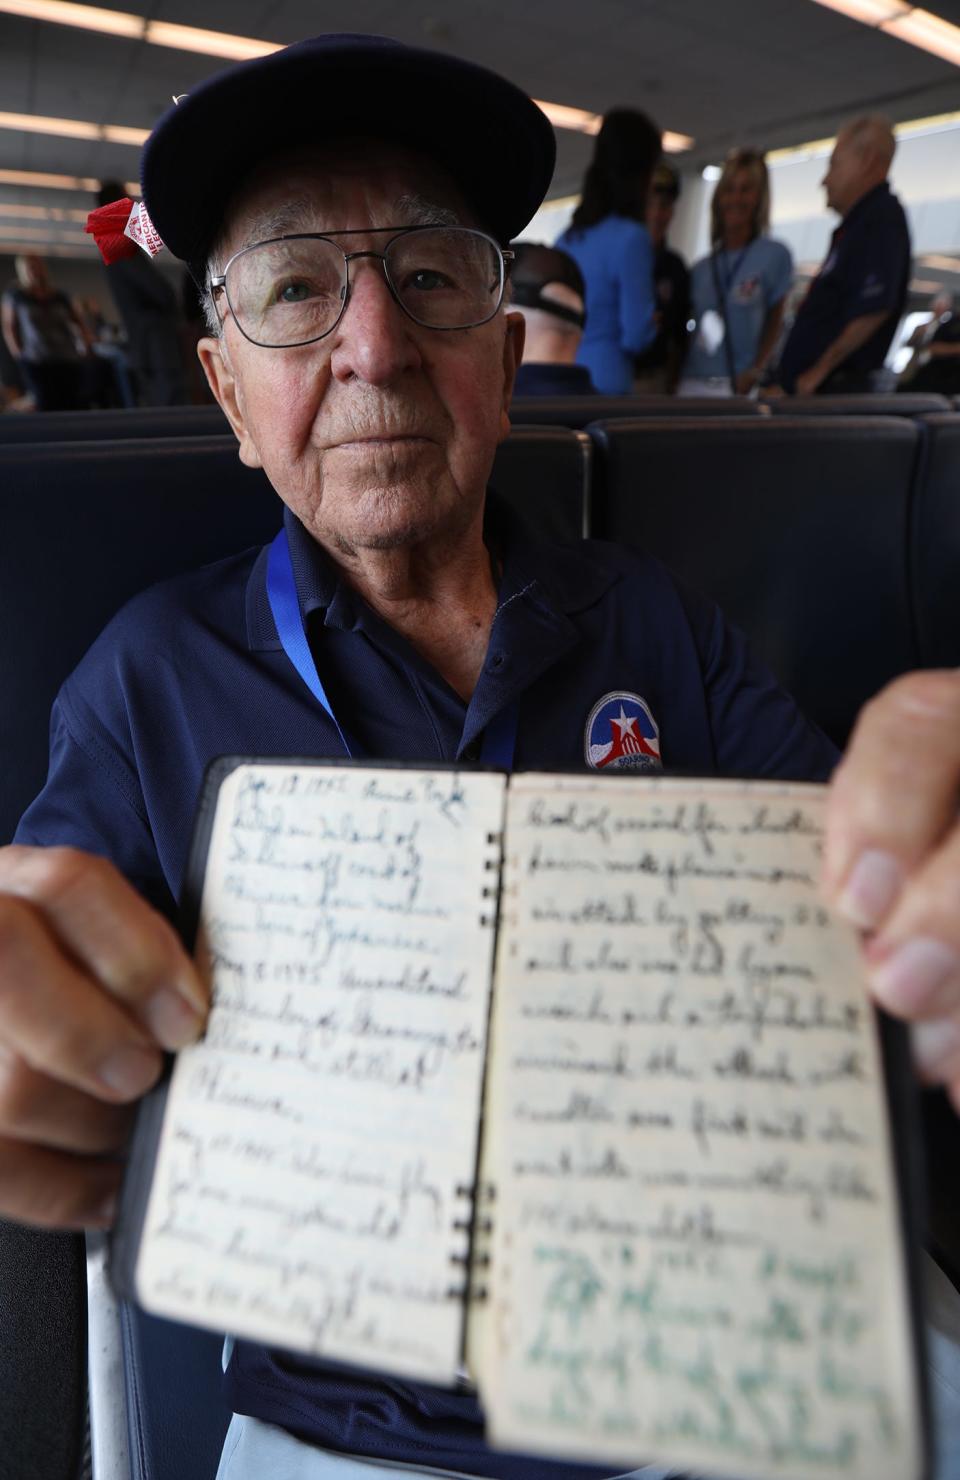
[0,0,142,34]
[0,201,87,219]
[0,110,148,145]
[809,0,909,21]
[0,166,138,193]
[809,0,960,67]
[884,8,960,64]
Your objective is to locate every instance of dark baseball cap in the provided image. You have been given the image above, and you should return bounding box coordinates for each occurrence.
[509,241,586,327]
[142,33,557,278]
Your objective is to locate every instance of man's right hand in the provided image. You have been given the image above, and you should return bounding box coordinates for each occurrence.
[0,846,208,1230]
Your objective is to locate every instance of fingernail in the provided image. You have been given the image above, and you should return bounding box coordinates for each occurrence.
[911,1017,960,1080]
[871,938,960,1016]
[174,972,208,1016]
[98,1045,159,1098]
[837,849,903,929]
[145,988,204,1050]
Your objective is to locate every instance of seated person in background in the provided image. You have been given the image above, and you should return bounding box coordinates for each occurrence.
[771,116,910,396]
[0,32,957,1480]
[680,148,792,397]
[634,162,691,394]
[509,240,595,396]
[557,108,660,394]
[1,254,95,411]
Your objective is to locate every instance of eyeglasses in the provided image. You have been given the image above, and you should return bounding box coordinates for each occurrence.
[209,225,514,349]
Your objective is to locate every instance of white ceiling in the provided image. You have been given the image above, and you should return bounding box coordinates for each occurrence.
[1,0,959,250]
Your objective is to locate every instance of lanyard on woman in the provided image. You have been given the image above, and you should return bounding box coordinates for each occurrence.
[266,528,517,769]
[716,240,754,301]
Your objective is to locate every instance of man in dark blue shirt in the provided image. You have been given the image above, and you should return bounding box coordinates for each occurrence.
[773,116,910,396]
[1,35,958,1480]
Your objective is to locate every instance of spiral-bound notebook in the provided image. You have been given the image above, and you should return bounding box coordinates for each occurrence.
[111,759,930,1480]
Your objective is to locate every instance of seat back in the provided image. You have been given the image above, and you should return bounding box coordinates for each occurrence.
[509,393,762,426]
[769,393,951,418]
[0,437,282,847]
[587,416,921,745]
[0,404,230,442]
[490,425,590,538]
[911,414,960,670]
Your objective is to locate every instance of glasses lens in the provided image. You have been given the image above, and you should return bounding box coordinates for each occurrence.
[225,237,346,347]
[386,228,503,329]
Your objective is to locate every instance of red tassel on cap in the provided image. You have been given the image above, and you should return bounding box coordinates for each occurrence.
[85,198,140,264]
[85,198,165,264]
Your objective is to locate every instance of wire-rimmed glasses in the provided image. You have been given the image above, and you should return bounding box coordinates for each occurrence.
[209,225,514,349]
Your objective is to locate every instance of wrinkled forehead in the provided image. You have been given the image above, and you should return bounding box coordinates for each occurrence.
[216,139,478,261]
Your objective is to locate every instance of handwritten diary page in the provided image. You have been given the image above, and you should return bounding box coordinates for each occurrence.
[134,762,506,1383]
[475,775,921,1480]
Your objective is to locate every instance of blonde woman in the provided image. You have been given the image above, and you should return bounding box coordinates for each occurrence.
[680,148,792,395]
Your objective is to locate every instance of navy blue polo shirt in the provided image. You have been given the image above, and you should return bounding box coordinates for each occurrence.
[778,182,910,392]
[17,492,836,1477]
[513,362,596,396]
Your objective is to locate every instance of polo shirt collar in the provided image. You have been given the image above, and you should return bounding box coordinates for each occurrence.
[248,489,617,651]
[842,180,890,230]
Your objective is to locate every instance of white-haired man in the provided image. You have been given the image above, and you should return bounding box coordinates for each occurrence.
[774,115,910,395]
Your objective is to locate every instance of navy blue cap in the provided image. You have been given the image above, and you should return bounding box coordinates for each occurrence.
[142,33,557,275]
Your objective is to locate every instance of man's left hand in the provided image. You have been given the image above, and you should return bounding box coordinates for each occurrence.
[823,671,960,1112]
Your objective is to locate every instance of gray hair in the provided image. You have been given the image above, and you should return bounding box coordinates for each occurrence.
[843,115,897,169]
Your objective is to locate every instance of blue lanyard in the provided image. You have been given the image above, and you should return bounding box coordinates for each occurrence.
[266,528,517,769]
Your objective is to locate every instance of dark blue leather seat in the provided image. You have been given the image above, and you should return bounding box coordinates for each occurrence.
[769,392,951,417]
[509,393,762,426]
[0,404,230,442]
[911,414,960,670]
[586,415,922,747]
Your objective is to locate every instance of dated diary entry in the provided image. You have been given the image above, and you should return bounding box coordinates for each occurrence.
[475,776,921,1480]
[134,762,506,1384]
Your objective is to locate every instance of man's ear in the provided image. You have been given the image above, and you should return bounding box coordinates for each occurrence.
[197,335,263,469]
[498,310,525,442]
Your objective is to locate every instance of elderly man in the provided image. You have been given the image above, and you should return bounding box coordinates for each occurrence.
[774,115,910,395]
[0,34,958,1480]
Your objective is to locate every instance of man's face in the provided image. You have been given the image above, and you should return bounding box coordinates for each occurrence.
[199,143,523,559]
[822,132,863,216]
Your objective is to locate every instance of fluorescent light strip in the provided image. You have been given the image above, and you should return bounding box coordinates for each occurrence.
[0,241,93,256]
[0,1,694,145]
[0,202,88,220]
[0,109,147,145]
[0,166,139,192]
[920,252,960,269]
[810,0,960,67]
[885,8,960,64]
[0,222,91,242]
[810,0,909,21]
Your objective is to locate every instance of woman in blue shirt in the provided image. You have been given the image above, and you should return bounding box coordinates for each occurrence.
[681,148,793,396]
[557,109,659,394]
